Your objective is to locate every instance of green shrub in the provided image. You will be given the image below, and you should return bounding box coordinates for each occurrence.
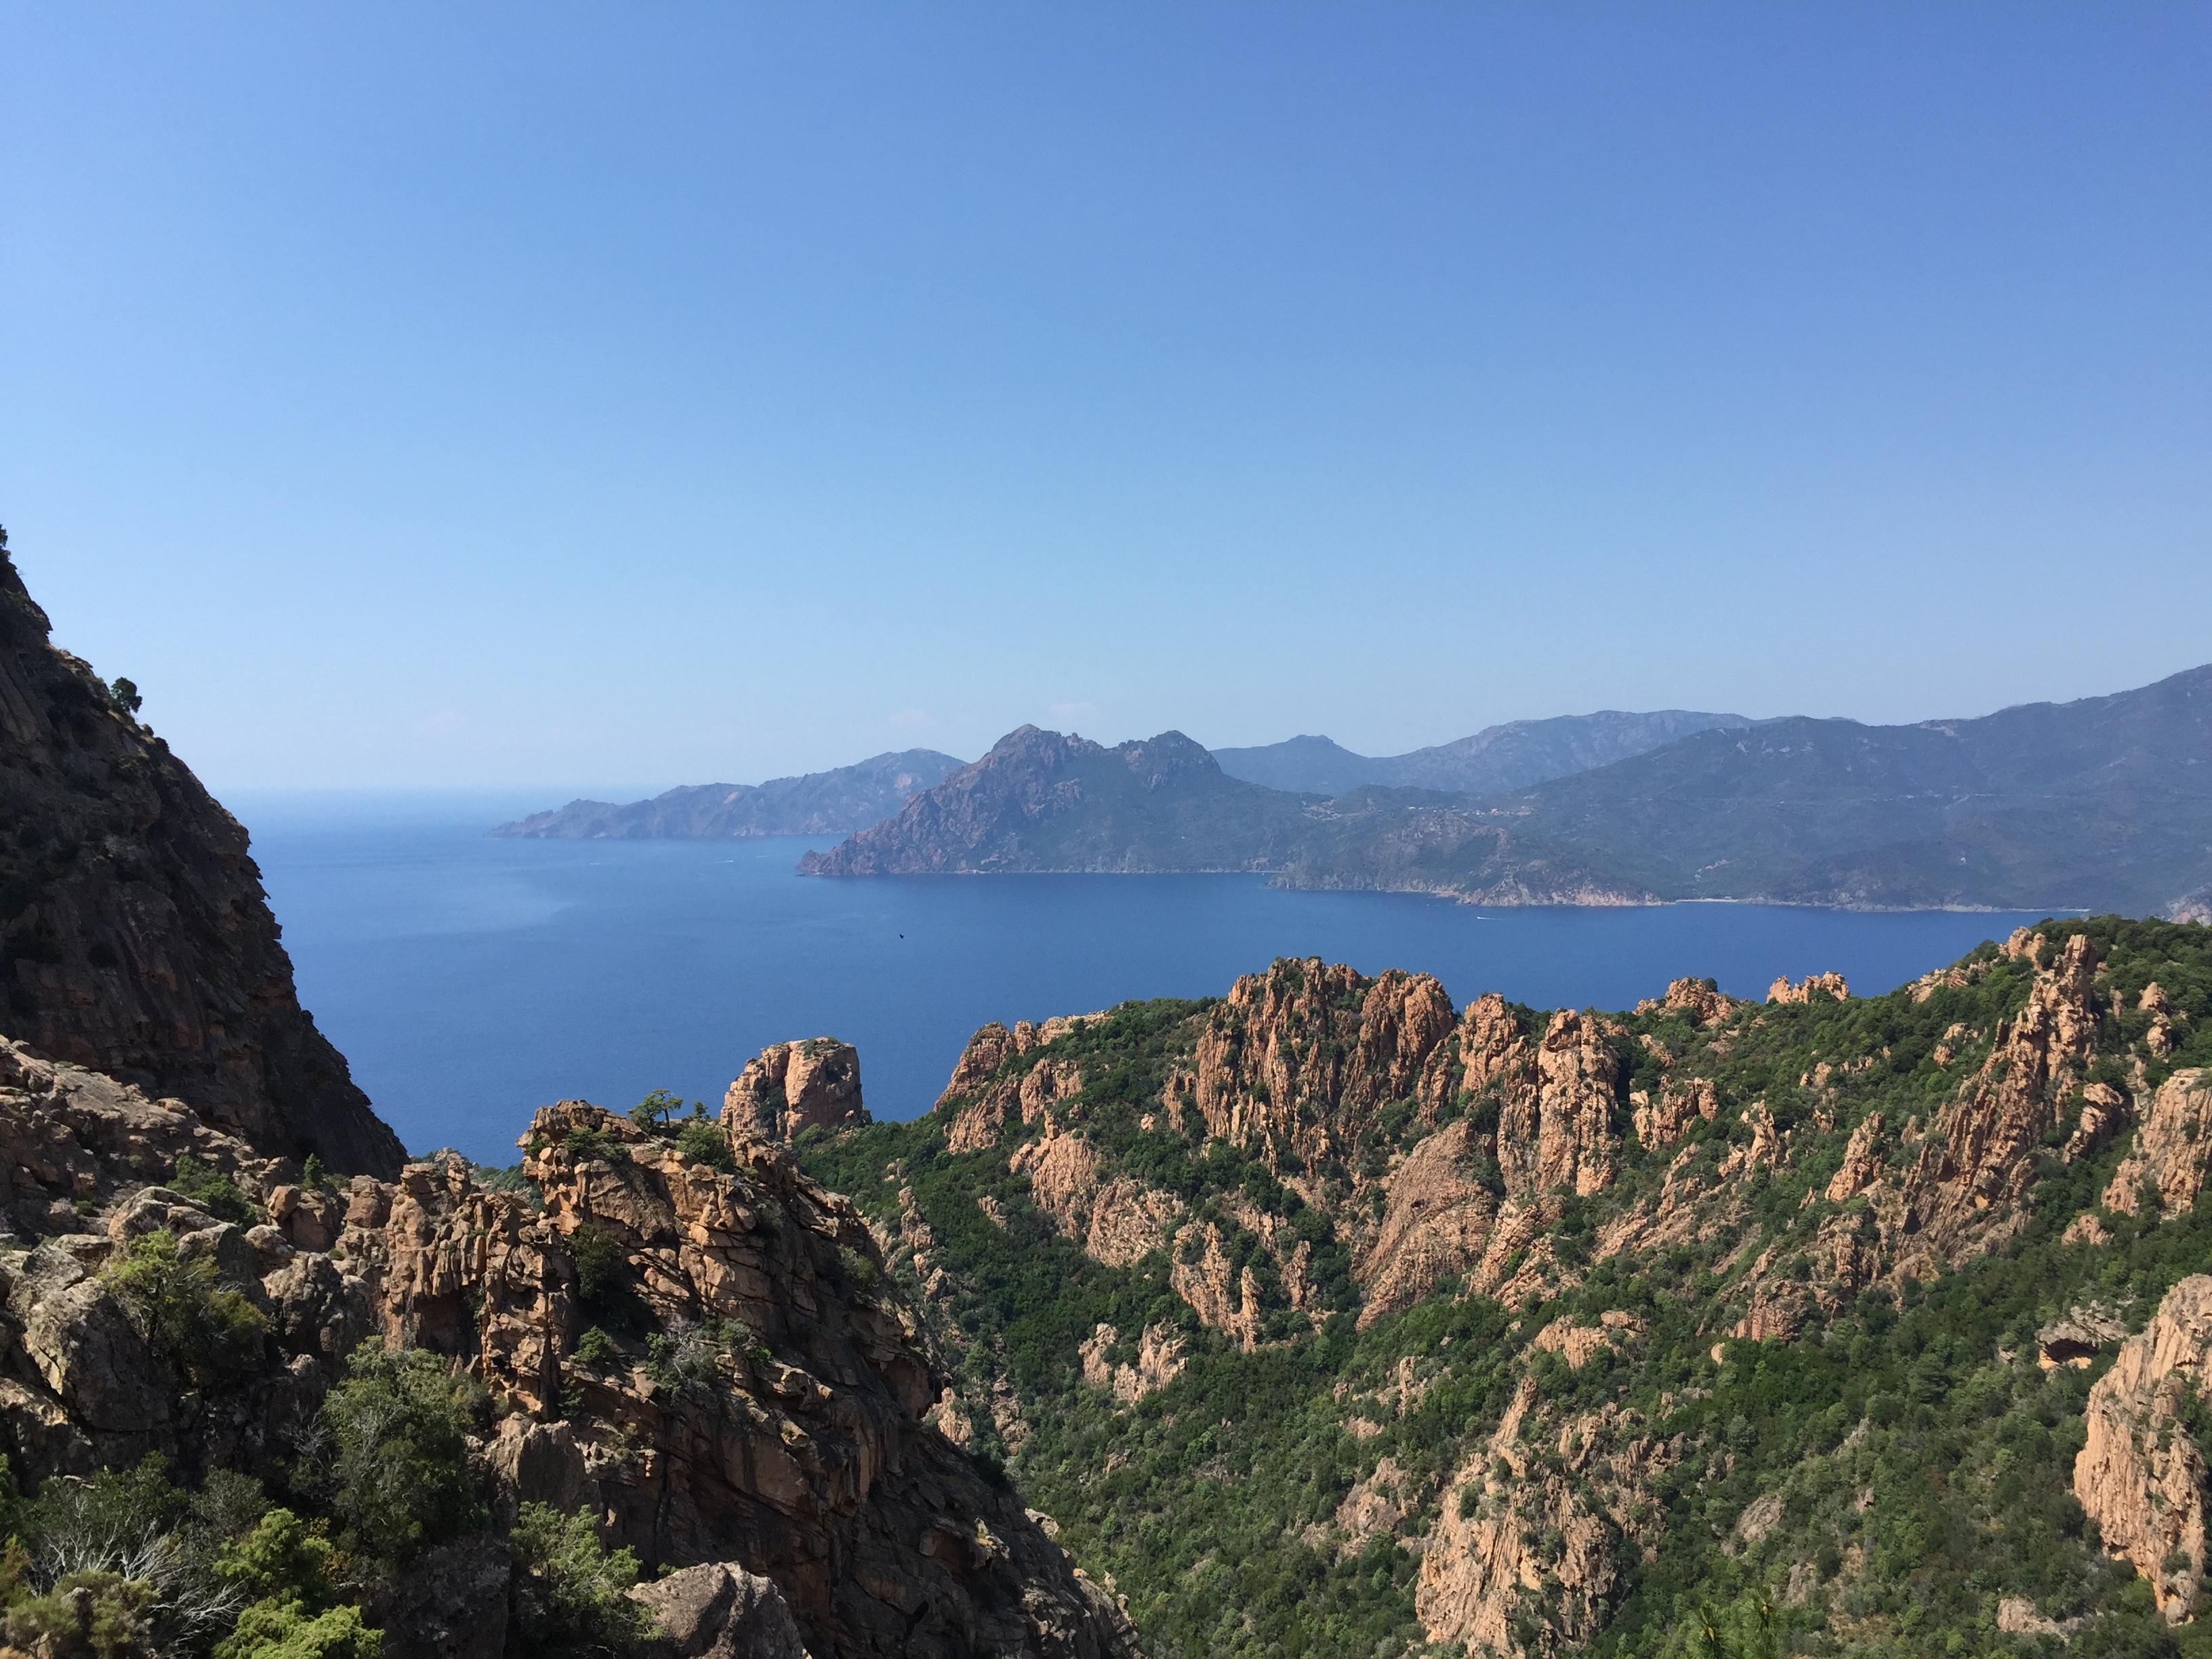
[216,1599,380,1659]
[627,1090,684,1132]
[573,1327,620,1368]
[672,1119,736,1175]
[101,1233,267,1384]
[315,1343,487,1570]
[567,1225,645,1333]
[5,1570,157,1659]
[470,1164,544,1210]
[167,1157,258,1227]
[216,1511,337,1610]
[508,1504,652,1659]
[559,1126,625,1166]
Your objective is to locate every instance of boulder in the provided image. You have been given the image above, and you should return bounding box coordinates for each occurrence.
[628,1563,812,1659]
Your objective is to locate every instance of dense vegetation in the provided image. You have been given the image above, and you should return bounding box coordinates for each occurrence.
[800,916,2212,1659]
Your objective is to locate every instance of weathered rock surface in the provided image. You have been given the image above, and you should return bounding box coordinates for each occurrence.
[1416,1378,1675,1654]
[2076,1275,2212,1622]
[0,1050,1142,1659]
[0,537,401,1174]
[2104,1068,2212,1216]
[1192,960,1456,1170]
[630,1561,814,1659]
[724,1040,869,1143]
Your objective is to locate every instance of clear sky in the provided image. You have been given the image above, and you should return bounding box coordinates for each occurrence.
[3,4,2207,794]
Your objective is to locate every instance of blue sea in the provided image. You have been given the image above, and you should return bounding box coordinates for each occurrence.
[234,792,2058,1166]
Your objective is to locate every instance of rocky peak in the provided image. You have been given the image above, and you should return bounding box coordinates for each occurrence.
[1191,959,1456,1170]
[724,1039,869,1142]
[1767,971,1849,1005]
[0,535,401,1174]
[1635,977,1740,1027]
[1113,731,1218,787]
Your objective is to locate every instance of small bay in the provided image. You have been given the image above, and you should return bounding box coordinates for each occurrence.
[237,792,2058,1164]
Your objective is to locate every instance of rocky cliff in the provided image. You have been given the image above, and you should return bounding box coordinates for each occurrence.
[723,1040,869,1143]
[0,533,401,1174]
[0,1040,1141,1659]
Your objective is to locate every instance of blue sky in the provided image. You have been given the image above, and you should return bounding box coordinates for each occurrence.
[3,4,2206,794]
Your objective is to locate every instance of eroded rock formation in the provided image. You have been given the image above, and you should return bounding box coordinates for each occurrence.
[2076,1275,2212,1622]
[724,1040,869,1143]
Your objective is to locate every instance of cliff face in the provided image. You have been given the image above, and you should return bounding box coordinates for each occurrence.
[2076,1275,2212,1622]
[0,540,401,1174]
[0,1042,1139,1659]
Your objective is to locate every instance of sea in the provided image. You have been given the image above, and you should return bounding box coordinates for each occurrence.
[233,792,2060,1166]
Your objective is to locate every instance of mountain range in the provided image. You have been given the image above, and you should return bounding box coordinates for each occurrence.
[493,708,1744,843]
[804,665,2212,917]
[1211,708,1754,795]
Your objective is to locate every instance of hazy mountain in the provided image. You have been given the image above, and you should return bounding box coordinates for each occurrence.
[805,668,2212,914]
[491,748,966,838]
[798,726,1315,875]
[1212,708,1754,794]
[1283,663,2212,914]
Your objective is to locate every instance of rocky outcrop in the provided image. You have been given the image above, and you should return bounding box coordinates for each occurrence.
[1631,1076,1718,1149]
[724,1040,869,1142]
[1416,1378,1676,1656]
[0,1044,1141,1659]
[2075,1275,2212,1622]
[630,1561,813,1659]
[1355,1120,1497,1328]
[1635,979,1740,1027]
[1825,1112,1886,1203]
[0,537,401,1174]
[1767,972,1849,1005]
[1192,960,1456,1170]
[1077,1323,1187,1404]
[1891,933,2105,1273]
[2104,1069,2212,1216]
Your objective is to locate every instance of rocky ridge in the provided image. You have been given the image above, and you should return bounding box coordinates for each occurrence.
[0,534,399,1174]
[793,916,2212,1658]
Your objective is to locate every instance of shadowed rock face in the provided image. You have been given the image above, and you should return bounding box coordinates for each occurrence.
[0,540,402,1175]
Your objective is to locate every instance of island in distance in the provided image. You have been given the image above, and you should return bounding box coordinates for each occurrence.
[491,747,967,838]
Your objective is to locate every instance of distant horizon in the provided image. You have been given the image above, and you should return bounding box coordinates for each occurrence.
[209,655,2209,808]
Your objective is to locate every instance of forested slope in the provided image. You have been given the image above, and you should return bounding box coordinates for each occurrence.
[799,916,2212,1659]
